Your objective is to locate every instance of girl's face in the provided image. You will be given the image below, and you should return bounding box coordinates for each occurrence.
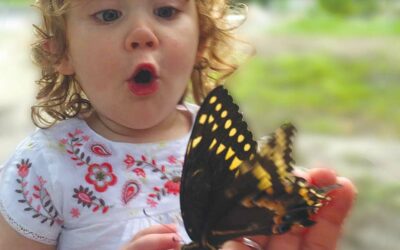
[59,0,199,139]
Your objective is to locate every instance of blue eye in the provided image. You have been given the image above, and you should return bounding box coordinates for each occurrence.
[94,9,122,23]
[154,6,178,19]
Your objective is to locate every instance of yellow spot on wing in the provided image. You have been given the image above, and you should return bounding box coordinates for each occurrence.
[221,110,228,118]
[299,188,313,205]
[244,143,251,152]
[208,115,215,123]
[224,119,232,129]
[216,144,226,154]
[229,128,237,137]
[258,178,273,192]
[252,164,270,180]
[209,138,217,150]
[229,156,242,170]
[192,136,202,148]
[210,96,217,104]
[215,103,222,111]
[186,139,192,154]
[199,114,207,124]
[237,134,244,143]
[212,123,218,131]
[225,147,235,160]
[252,164,273,191]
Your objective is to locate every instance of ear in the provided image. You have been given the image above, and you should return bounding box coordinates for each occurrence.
[43,38,75,75]
[196,42,206,59]
[56,56,75,75]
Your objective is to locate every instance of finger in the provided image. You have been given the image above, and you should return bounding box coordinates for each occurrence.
[221,235,269,250]
[309,167,356,224]
[264,228,303,250]
[302,177,356,250]
[221,240,252,250]
[265,168,343,250]
[132,224,177,240]
[292,168,310,182]
[124,233,181,250]
[308,167,337,187]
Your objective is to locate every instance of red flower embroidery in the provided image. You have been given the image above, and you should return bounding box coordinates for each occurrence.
[91,144,112,157]
[147,198,158,208]
[55,218,64,225]
[17,159,31,178]
[74,129,83,135]
[73,186,111,214]
[164,180,180,195]
[121,180,140,205]
[73,186,95,206]
[18,165,29,178]
[85,163,117,192]
[133,168,146,178]
[124,155,135,167]
[15,160,62,227]
[70,208,80,218]
[167,155,177,164]
[59,138,68,145]
[38,176,47,186]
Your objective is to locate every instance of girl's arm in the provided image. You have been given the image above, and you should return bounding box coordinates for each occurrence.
[0,214,56,250]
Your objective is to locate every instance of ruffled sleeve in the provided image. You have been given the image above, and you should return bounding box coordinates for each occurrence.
[0,134,63,245]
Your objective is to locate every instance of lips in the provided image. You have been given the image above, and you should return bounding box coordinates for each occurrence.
[127,63,159,96]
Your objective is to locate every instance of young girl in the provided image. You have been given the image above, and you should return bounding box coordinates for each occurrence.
[0,0,355,249]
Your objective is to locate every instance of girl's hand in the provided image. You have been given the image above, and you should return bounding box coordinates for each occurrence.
[120,224,181,250]
[221,167,356,250]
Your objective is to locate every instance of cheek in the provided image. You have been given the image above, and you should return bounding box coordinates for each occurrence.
[167,38,198,71]
[70,41,120,83]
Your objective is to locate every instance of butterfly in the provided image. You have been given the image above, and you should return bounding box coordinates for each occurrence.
[180,86,331,250]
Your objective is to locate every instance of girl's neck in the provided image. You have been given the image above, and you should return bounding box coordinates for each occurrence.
[84,108,192,144]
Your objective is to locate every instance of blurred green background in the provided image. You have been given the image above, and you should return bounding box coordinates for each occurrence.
[229,2,400,248]
[0,0,399,249]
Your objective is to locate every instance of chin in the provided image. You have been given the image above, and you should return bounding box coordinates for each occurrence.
[121,114,165,130]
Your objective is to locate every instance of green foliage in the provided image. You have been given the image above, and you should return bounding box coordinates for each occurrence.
[236,0,291,9]
[0,0,30,6]
[273,12,400,36]
[356,175,400,211]
[317,0,381,17]
[237,0,274,6]
[228,54,400,137]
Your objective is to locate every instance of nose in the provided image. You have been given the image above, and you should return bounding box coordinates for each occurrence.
[125,26,159,51]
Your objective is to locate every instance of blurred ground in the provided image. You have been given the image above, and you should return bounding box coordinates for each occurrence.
[0,6,399,250]
[0,8,37,162]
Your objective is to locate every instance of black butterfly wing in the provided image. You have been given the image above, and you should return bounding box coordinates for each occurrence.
[208,123,330,241]
[181,86,257,247]
[257,123,297,196]
[250,124,328,232]
[181,87,330,250]
[204,164,278,247]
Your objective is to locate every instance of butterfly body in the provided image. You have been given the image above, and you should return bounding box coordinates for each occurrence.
[180,86,330,250]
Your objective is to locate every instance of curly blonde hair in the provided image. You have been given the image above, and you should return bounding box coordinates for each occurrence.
[31,0,248,128]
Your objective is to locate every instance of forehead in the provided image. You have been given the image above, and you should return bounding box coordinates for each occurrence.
[68,0,191,4]
[65,0,194,15]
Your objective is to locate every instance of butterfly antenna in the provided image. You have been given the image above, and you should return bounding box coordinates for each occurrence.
[142,209,186,245]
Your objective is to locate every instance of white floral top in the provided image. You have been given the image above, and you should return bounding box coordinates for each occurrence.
[0,105,196,250]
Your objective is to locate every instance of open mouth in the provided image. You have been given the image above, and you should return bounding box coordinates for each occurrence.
[128,64,159,96]
[133,69,153,84]
[134,69,153,84]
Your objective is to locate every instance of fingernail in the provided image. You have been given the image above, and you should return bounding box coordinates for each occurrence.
[172,234,182,243]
